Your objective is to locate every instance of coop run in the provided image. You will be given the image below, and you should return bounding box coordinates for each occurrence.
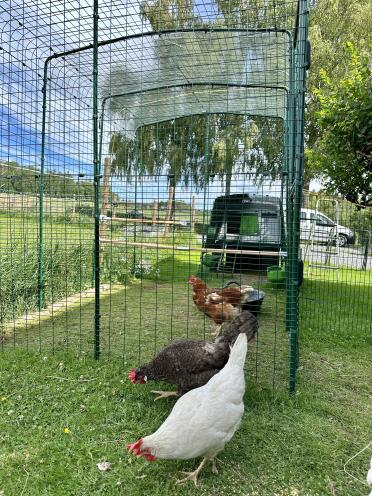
[0,0,310,392]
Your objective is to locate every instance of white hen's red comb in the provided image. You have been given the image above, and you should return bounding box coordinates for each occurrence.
[127,438,143,455]
[127,439,156,462]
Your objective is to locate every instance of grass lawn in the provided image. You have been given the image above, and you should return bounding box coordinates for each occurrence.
[1,271,371,495]
[0,211,94,246]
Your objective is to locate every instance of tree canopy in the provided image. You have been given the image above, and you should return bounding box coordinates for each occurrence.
[305,0,372,186]
[307,44,371,208]
[103,0,286,194]
[0,162,118,200]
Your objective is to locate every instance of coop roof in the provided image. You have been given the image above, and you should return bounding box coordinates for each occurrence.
[100,29,291,133]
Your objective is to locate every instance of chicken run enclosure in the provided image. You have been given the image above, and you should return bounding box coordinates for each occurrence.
[1,0,338,394]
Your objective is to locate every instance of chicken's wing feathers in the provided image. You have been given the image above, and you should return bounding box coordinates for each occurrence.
[145,384,244,460]
[146,339,228,385]
[206,292,224,303]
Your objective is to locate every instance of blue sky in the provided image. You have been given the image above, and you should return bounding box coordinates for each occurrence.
[0,0,96,176]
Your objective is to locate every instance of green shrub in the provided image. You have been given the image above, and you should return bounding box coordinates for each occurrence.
[74,205,94,217]
[0,242,93,323]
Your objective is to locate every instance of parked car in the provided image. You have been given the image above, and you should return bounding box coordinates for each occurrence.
[126,209,145,219]
[300,208,355,247]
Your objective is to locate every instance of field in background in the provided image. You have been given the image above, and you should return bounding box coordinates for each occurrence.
[1,192,371,495]
[1,188,371,331]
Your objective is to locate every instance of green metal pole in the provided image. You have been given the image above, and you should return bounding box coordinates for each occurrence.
[38,62,49,311]
[200,113,210,277]
[288,0,309,393]
[93,0,100,359]
[133,153,138,270]
[98,103,106,167]
[286,46,296,333]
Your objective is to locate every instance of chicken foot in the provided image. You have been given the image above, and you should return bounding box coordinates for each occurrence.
[176,457,209,486]
[151,390,178,401]
[211,458,218,475]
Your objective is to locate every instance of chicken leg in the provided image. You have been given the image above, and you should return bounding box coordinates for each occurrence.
[176,457,208,486]
[210,324,222,337]
[151,390,178,401]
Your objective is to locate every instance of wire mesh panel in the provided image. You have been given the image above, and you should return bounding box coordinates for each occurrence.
[0,0,318,392]
[97,171,290,388]
[300,193,372,362]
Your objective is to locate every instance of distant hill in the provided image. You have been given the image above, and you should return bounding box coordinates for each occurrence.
[0,162,117,200]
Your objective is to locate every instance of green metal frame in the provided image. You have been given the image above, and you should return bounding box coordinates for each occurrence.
[287,0,309,393]
[39,7,309,392]
[93,0,100,359]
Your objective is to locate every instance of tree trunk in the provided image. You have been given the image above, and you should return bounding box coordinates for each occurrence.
[100,156,111,263]
[190,195,196,232]
[225,173,232,196]
[225,142,233,196]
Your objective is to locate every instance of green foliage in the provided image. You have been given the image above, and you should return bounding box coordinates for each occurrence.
[0,162,119,201]
[141,0,298,31]
[0,162,94,198]
[349,208,372,244]
[140,0,199,29]
[75,205,95,217]
[305,0,372,183]
[0,243,93,324]
[309,44,372,207]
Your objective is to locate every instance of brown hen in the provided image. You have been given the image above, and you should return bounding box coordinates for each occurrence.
[188,275,254,335]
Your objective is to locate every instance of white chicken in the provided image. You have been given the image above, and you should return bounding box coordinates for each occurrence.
[367,455,372,496]
[127,332,248,485]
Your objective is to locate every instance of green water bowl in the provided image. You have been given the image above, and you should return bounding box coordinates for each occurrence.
[201,253,221,268]
[267,265,286,285]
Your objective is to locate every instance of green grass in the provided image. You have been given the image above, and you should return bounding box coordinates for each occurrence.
[0,211,96,326]
[0,211,94,246]
[1,273,371,495]
[3,273,289,389]
[0,211,203,323]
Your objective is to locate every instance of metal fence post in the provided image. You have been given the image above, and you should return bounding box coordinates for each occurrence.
[93,0,100,359]
[288,0,309,393]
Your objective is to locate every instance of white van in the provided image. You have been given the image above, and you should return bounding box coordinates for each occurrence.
[300,208,355,247]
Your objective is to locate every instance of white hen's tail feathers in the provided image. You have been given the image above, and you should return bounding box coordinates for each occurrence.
[226,332,247,369]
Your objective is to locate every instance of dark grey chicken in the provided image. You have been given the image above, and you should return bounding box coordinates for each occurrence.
[128,311,258,400]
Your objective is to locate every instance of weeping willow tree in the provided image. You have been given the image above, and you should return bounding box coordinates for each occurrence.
[102,0,286,200]
[108,115,283,194]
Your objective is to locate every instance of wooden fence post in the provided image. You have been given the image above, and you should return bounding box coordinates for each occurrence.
[163,186,174,237]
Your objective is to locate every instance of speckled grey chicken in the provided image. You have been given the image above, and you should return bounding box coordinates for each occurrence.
[128,311,258,400]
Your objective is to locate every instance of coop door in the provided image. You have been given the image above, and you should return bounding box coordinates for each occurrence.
[240,213,260,236]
